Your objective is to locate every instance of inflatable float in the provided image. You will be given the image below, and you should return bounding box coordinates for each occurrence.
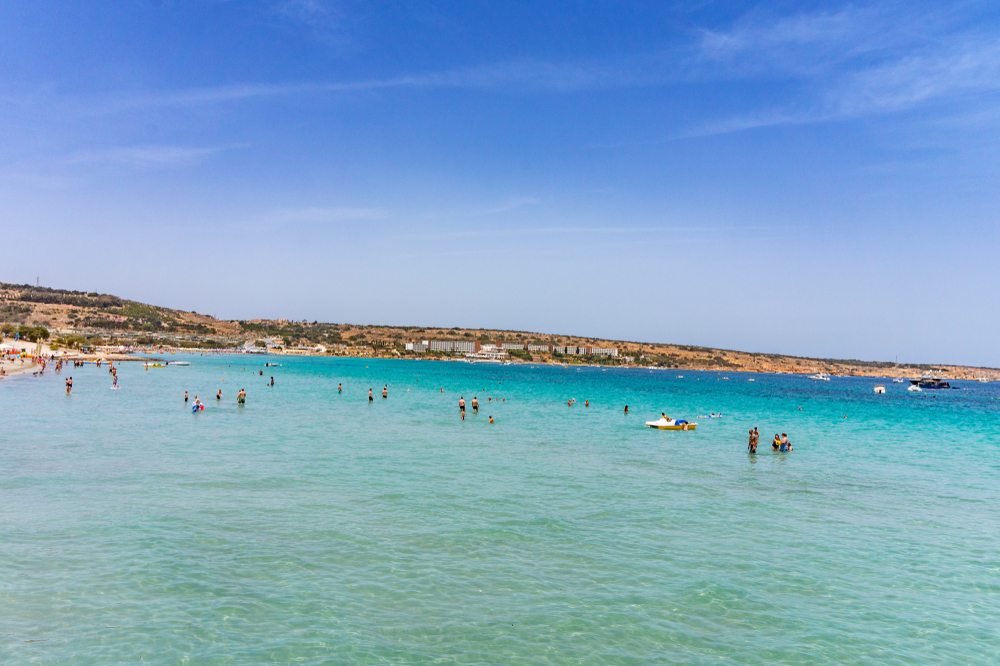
[645,417,697,430]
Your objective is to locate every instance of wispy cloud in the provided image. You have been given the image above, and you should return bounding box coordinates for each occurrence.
[268,0,356,49]
[74,53,668,114]
[65,144,241,167]
[471,197,541,216]
[698,6,884,74]
[276,206,388,223]
[831,36,1000,116]
[682,4,1000,137]
[12,2,1000,140]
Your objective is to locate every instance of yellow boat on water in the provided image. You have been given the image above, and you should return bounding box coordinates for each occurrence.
[144,362,167,368]
[645,417,697,430]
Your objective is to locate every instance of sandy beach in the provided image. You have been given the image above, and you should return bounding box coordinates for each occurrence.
[0,340,150,380]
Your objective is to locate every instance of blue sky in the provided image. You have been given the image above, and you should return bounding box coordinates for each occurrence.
[2,1,999,365]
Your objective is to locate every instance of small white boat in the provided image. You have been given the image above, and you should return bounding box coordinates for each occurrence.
[976,377,991,383]
[167,361,190,366]
[874,385,886,394]
[892,378,905,383]
[808,372,831,381]
[908,384,922,392]
[645,417,697,430]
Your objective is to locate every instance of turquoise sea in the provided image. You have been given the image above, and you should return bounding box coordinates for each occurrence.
[2,356,999,664]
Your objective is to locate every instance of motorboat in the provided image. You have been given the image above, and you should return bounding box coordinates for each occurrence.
[874,385,886,394]
[645,417,697,430]
[808,372,831,381]
[167,361,190,366]
[976,377,991,383]
[909,372,952,389]
[892,378,905,383]
[908,384,923,392]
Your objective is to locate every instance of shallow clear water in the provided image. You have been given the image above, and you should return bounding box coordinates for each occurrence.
[2,356,999,664]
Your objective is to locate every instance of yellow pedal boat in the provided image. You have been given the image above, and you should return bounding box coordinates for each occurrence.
[645,418,697,430]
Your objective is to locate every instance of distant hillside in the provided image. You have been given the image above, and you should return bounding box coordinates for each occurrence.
[1,281,996,379]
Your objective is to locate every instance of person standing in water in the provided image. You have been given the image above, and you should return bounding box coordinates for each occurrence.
[772,434,781,451]
[217,389,222,401]
[459,397,466,414]
[748,429,758,453]
[624,405,628,414]
[382,385,387,399]
[368,388,374,402]
[472,397,478,414]
[185,390,188,402]
[338,383,342,393]
[238,388,246,405]
[66,376,72,394]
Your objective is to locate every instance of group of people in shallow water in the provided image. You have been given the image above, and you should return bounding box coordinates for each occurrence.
[747,427,792,453]
[182,387,247,409]
[458,395,494,423]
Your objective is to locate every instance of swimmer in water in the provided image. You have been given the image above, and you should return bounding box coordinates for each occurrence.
[217,389,222,400]
[382,385,387,399]
[369,388,374,402]
[489,415,494,424]
[624,405,628,414]
[585,399,589,407]
[338,383,342,393]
